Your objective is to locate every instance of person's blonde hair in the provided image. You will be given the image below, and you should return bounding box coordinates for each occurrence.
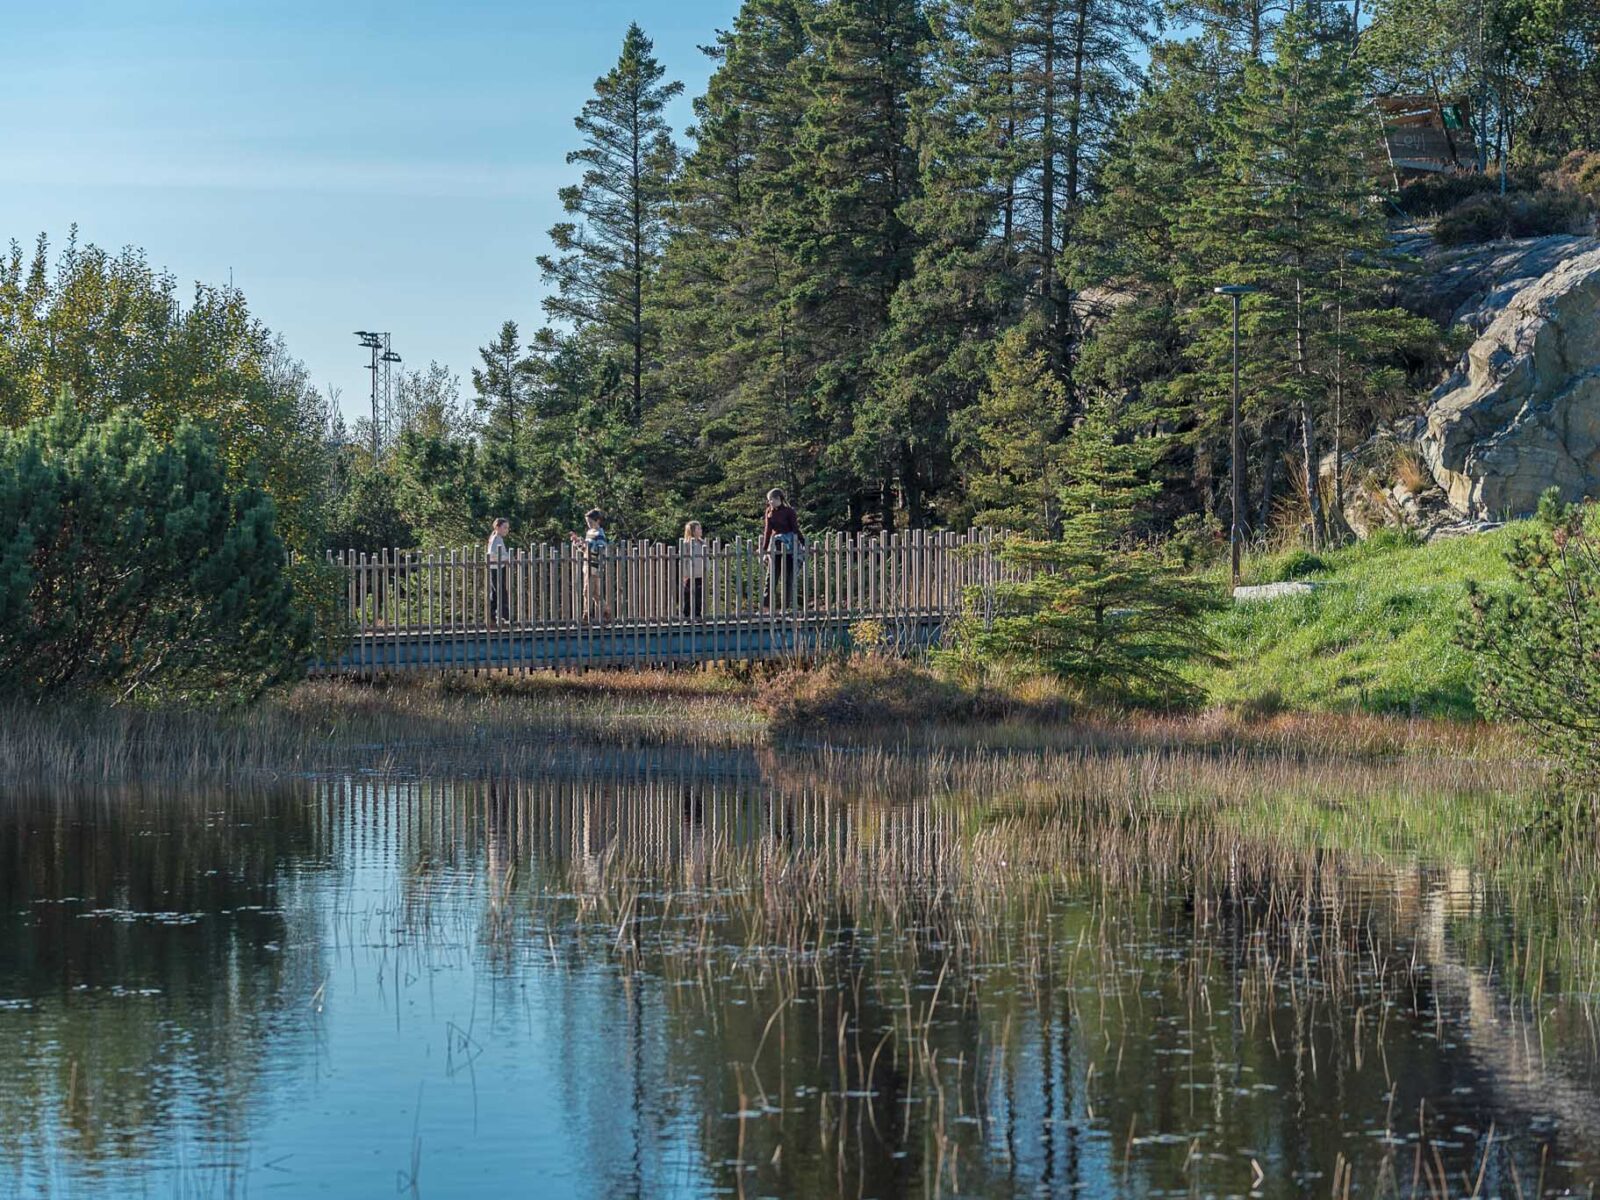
[766,488,787,506]
[683,520,703,539]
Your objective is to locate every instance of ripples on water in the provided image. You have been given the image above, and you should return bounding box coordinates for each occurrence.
[0,745,1597,1198]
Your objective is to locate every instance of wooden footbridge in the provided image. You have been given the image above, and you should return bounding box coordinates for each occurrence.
[322,529,1007,677]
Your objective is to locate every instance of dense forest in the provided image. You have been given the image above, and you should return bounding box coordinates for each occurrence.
[4,0,1600,558]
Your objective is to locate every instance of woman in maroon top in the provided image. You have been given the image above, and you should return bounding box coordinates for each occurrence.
[760,488,805,610]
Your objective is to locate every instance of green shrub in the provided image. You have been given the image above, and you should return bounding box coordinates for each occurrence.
[1544,149,1600,203]
[1458,491,1600,786]
[1433,189,1593,246]
[1164,511,1226,570]
[0,404,313,703]
[1358,526,1422,555]
[1397,171,1506,219]
[1260,549,1328,582]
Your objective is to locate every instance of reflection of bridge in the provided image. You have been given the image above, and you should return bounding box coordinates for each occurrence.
[322,529,1007,676]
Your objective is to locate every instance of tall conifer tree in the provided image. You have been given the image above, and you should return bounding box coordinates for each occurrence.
[538,24,682,421]
[783,0,929,529]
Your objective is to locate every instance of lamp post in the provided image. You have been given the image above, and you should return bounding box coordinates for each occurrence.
[1213,285,1256,589]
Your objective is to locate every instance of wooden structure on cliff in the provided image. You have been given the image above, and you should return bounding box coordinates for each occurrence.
[322,529,1007,676]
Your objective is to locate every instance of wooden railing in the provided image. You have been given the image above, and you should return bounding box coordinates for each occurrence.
[323,528,1007,675]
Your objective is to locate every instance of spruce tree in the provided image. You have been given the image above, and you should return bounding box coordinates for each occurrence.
[961,394,1221,703]
[960,324,1066,535]
[1180,8,1398,547]
[782,0,929,530]
[538,24,682,421]
[472,320,538,529]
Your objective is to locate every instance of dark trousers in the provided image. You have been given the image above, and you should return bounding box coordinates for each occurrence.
[490,567,510,622]
[681,577,704,619]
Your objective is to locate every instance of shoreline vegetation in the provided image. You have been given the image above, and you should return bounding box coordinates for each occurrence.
[1,527,1552,785]
[0,665,1533,787]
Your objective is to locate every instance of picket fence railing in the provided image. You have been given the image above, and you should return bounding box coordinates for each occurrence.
[322,527,1010,675]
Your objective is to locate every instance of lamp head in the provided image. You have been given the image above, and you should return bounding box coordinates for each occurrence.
[1213,285,1258,297]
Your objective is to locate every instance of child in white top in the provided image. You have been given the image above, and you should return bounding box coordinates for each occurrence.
[680,520,706,619]
[486,518,511,623]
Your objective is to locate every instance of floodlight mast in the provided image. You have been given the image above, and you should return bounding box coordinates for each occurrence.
[354,331,395,459]
[1212,285,1257,589]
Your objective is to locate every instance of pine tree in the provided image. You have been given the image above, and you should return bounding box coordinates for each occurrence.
[1458,492,1600,785]
[472,320,538,528]
[653,0,816,533]
[1169,0,1283,61]
[782,0,929,530]
[1181,8,1398,548]
[971,0,1157,366]
[871,0,1031,530]
[538,24,682,421]
[960,324,1066,535]
[1073,34,1243,519]
[960,395,1221,703]
[0,403,312,701]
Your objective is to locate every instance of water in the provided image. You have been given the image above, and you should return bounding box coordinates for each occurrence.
[2,746,1598,1198]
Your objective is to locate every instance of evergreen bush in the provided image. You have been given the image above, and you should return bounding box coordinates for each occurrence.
[0,404,314,703]
[1458,490,1600,785]
[1433,189,1593,246]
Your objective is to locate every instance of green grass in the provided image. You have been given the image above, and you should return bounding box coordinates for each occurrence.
[1190,526,1520,720]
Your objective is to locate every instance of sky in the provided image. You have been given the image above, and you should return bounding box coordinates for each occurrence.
[2,0,739,424]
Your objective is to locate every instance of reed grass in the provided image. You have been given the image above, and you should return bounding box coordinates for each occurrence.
[0,667,1532,786]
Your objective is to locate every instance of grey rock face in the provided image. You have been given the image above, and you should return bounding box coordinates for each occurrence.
[1398,233,1599,329]
[1419,244,1600,518]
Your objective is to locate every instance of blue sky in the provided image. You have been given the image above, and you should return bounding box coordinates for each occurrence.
[2,0,737,422]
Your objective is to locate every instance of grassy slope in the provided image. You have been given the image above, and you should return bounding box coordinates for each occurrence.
[1189,527,1518,719]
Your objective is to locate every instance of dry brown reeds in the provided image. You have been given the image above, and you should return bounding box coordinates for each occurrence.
[0,662,1533,786]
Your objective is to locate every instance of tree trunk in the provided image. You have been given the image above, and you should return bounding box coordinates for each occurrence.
[1060,0,1090,394]
[631,91,645,421]
[1256,433,1280,533]
[1293,260,1325,549]
[1332,271,1347,538]
[1039,0,1057,335]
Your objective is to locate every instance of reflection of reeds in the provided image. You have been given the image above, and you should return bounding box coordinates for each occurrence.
[433,746,1581,1198]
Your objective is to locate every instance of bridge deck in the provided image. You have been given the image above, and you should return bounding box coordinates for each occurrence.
[329,612,947,675]
[322,528,1005,676]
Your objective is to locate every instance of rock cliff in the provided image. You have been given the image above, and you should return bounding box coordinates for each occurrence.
[1416,240,1600,518]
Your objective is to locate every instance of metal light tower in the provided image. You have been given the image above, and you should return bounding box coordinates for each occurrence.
[354,331,401,458]
[1213,285,1257,589]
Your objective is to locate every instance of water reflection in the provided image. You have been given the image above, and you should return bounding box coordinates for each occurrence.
[0,748,1596,1198]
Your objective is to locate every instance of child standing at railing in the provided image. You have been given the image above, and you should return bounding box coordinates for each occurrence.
[680,521,706,619]
[570,509,609,624]
[486,517,511,624]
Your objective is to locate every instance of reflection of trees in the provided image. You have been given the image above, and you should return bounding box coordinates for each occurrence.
[0,784,331,1174]
[11,750,1591,1198]
[401,752,1600,1199]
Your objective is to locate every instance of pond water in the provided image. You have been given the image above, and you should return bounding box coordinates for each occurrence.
[2,744,1598,1198]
